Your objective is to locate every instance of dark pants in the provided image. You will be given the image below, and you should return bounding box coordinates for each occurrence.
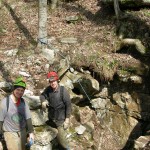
[46,119,69,149]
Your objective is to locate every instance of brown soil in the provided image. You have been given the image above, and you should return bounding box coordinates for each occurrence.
[0,0,150,78]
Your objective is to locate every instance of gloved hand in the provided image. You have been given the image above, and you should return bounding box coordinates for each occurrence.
[41,101,49,112]
[63,118,70,130]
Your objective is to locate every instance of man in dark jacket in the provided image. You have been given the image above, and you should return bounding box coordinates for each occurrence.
[40,71,71,150]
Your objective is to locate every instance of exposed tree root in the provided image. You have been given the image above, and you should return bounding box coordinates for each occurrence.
[117,38,147,55]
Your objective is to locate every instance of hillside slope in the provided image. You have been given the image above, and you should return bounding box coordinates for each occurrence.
[1,1,150,150]
[0,0,150,68]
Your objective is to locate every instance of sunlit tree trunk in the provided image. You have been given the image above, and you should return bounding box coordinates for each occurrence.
[51,0,58,9]
[114,0,120,20]
[38,0,47,50]
[0,0,2,7]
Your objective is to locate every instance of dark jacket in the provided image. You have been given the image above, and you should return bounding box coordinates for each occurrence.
[40,85,71,122]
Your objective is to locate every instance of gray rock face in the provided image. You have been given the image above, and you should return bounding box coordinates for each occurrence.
[0,50,150,150]
[31,110,48,126]
[41,48,55,63]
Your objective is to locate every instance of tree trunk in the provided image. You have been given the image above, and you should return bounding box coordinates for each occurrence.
[51,0,58,9]
[102,0,150,7]
[0,0,1,7]
[114,0,121,19]
[38,0,47,51]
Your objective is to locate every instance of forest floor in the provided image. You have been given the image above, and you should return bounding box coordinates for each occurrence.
[0,1,150,149]
[0,0,150,76]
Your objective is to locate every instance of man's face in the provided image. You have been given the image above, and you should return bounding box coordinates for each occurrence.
[13,87,25,99]
[49,80,58,90]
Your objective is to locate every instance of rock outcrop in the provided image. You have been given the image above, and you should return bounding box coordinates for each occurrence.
[0,48,150,150]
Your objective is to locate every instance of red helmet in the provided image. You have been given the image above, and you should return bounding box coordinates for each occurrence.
[47,71,59,81]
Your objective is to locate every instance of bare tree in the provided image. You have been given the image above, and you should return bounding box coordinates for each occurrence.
[51,0,58,9]
[114,0,121,20]
[38,0,47,50]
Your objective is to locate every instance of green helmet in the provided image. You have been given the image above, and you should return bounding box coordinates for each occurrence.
[13,77,26,89]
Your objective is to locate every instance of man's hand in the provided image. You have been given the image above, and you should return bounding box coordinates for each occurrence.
[26,133,34,148]
[29,132,34,142]
[41,101,49,112]
[63,118,70,130]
